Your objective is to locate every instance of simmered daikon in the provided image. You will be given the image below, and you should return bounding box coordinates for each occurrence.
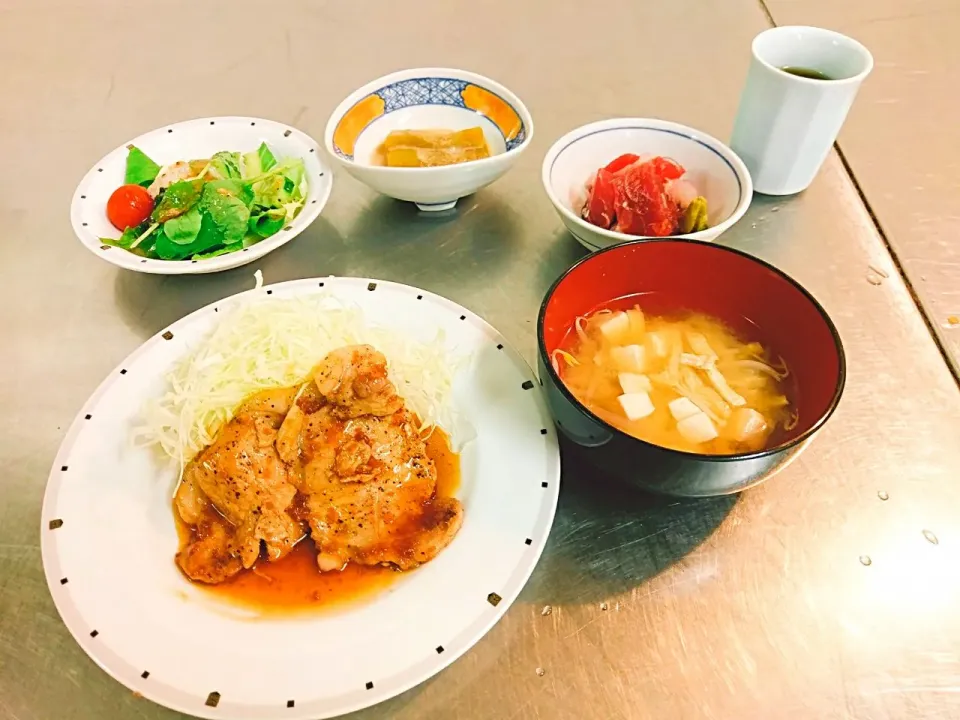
[373,127,491,167]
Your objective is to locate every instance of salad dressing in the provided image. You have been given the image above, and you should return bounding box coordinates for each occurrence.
[101,142,308,261]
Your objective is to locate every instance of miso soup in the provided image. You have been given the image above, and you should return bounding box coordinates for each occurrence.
[553,305,797,455]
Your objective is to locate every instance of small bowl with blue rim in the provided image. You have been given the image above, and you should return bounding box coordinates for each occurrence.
[541,118,753,252]
[324,67,534,212]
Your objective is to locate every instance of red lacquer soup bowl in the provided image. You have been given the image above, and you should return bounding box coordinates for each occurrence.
[537,239,846,496]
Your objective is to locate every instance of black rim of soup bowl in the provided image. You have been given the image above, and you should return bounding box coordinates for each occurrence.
[536,238,847,481]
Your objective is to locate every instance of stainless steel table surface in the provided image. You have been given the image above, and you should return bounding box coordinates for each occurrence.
[763,0,960,375]
[3,2,960,720]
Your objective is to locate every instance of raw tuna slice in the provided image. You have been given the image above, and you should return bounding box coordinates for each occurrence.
[582,168,618,229]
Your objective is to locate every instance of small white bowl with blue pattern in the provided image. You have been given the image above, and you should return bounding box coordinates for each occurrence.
[542,118,753,251]
[324,68,533,211]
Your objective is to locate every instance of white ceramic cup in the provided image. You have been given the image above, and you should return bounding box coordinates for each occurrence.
[730,26,873,196]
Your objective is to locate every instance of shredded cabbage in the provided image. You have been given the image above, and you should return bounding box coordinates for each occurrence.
[136,289,468,477]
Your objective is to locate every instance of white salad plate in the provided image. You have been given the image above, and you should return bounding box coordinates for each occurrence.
[70,116,333,275]
[41,277,561,720]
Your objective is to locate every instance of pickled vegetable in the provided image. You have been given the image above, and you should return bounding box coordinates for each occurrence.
[374,127,491,167]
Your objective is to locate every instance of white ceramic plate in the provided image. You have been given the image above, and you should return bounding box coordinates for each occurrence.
[41,277,560,719]
[71,117,333,275]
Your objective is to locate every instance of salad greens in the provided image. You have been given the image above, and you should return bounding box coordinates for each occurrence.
[124,145,161,187]
[103,143,308,261]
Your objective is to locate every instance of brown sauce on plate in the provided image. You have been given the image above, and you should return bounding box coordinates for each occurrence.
[175,425,461,614]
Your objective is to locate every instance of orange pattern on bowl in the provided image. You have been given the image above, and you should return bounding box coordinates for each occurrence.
[462,85,522,142]
[333,94,386,157]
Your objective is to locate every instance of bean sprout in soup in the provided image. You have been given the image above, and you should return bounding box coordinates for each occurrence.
[553,306,797,455]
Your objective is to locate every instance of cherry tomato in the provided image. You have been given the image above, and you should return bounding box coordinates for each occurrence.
[106,184,154,231]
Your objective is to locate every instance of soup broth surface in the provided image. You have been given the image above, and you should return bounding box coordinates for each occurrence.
[556,303,795,455]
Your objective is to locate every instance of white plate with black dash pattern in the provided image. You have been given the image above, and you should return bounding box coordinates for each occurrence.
[70,116,333,275]
[41,277,560,720]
